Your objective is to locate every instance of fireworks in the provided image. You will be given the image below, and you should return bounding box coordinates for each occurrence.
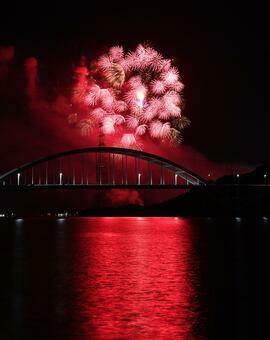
[121,133,137,147]
[104,63,125,89]
[71,44,189,148]
[150,120,171,139]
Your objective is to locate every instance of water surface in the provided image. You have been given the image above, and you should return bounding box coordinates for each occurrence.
[0,216,268,339]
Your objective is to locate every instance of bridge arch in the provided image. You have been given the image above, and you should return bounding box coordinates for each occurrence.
[0,147,206,188]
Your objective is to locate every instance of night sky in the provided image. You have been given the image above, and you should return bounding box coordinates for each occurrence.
[0,1,269,169]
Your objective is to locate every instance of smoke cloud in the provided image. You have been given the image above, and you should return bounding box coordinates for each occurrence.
[0,46,15,63]
[0,46,15,77]
[24,57,38,98]
[105,189,144,207]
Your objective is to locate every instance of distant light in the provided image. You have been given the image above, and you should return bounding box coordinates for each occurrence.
[236,174,240,178]
[235,217,241,222]
[264,174,267,178]
[17,173,21,185]
[138,173,141,185]
[262,216,268,221]
[208,173,211,177]
[0,213,5,218]
[57,212,68,217]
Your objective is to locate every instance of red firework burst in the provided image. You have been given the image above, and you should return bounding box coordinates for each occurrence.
[71,44,190,149]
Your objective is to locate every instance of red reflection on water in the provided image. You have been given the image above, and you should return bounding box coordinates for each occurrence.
[70,217,201,338]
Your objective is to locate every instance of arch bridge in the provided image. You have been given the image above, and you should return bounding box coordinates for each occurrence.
[0,147,206,190]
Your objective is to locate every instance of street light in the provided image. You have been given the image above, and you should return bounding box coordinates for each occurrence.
[264,174,267,184]
[174,174,178,185]
[138,173,141,185]
[59,172,63,185]
[17,173,20,186]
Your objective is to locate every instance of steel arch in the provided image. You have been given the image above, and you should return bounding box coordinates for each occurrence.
[0,147,206,186]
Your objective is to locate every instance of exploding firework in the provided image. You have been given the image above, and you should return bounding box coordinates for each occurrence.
[71,44,189,149]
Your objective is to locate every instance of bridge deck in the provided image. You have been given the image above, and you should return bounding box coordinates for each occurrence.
[0,184,194,191]
[1,184,270,192]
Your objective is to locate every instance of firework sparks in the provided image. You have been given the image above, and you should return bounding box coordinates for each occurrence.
[126,116,140,130]
[102,116,115,134]
[150,120,171,139]
[121,133,137,147]
[104,63,125,89]
[135,124,147,136]
[85,85,101,106]
[71,44,189,148]
[136,89,146,108]
[151,79,167,95]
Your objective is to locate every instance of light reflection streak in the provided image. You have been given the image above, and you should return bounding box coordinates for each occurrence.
[70,217,202,338]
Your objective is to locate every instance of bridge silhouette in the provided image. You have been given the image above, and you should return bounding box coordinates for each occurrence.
[0,147,206,191]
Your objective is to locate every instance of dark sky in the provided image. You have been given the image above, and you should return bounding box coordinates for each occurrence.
[0,1,269,165]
